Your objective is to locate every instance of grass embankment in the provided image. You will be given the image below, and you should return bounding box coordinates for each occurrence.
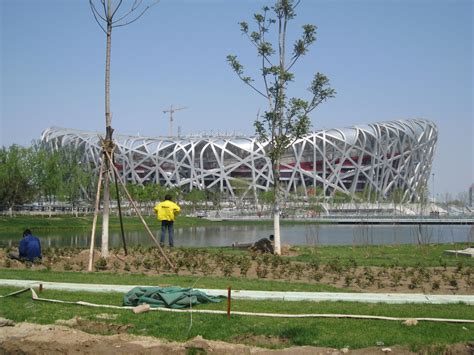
[293,243,474,267]
[0,285,473,351]
[0,269,341,292]
[0,215,224,232]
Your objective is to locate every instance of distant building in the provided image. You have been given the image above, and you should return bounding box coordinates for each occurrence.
[42,118,437,202]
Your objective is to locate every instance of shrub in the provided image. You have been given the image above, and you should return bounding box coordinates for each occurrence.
[291,264,305,280]
[153,259,162,272]
[363,268,375,285]
[143,258,153,271]
[78,260,85,271]
[256,265,268,278]
[408,277,420,289]
[199,260,212,276]
[237,256,251,277]
[344,275,354,287]
[390,271,402,287]
[63,260,73,271]
[309,259,320,272]
[132,258,142,271]
[455,260,464,273]
[222,263,233,277]
[112,260,121,272]
[325,257,343,275]
[311,271,323,282]
[348,256,358,269]
[449,277,458,289]
[94,257,108,271]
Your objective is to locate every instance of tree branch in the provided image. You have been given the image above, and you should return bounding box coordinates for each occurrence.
[101,0,108,19]
[89,0,107,34]
[89,0,107,22]
[110,0,124,18]
[112,0,159,27]
[239,74,269,99]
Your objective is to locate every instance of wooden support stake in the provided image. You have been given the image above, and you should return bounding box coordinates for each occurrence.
[88,158,105,272]
[112,151,128,256]
[227,286,231,319]
[103,150,175,269]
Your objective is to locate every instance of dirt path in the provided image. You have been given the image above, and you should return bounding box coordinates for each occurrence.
[1,321,473,354]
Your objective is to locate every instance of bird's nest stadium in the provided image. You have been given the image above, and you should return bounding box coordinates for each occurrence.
[42,118,437,202]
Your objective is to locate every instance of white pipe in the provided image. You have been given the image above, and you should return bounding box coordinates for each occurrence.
[24,288,474,324]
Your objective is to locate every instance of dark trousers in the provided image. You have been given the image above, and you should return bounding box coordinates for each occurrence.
[160,220,174,247]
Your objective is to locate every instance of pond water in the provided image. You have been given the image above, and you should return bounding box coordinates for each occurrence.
[0,224,473,249]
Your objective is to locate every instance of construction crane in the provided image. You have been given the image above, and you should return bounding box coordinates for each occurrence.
[163,105,187,136]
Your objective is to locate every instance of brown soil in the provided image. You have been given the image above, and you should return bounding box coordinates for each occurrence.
[1,248,473,295]
[5,321,473,354]
[2,321,474,354]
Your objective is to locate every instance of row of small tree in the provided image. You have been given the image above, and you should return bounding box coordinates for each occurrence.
[0,143,91,213]
[0,143,226,215]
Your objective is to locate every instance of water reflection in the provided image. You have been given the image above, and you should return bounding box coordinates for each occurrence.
[0,224,472,249]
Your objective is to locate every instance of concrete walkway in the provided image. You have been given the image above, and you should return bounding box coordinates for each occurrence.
[1,279,473,305]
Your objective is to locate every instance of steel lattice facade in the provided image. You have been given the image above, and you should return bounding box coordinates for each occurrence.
[42,118,437,201]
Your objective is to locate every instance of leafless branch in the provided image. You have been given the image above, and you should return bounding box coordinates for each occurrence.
[113,7,150,27]
[89,1,107,33]
[132,0,143,11]
[110,0,123,18]
[101,0,108,19]
[89,0,107,22]
[112,0,159,27]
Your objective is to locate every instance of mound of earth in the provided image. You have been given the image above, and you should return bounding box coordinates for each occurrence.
[1,321,473,354]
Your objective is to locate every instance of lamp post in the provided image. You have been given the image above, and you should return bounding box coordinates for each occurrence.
[432,173,435,203]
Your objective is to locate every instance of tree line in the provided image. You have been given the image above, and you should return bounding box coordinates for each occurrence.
[0,143,92,212]
[0,143,224,215]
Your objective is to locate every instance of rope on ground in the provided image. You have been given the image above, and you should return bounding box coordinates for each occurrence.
[2,288,466,324]
[0,288,31,298]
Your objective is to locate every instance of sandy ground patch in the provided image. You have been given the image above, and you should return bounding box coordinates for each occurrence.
[0,321,429,354]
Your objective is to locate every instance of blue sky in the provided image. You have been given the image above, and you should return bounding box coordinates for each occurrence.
[1,0,472,197]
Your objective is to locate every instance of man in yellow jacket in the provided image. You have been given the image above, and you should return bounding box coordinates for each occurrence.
[154,194,181,247]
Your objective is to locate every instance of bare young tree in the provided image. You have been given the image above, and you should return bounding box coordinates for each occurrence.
[227,0,335,254]
[89,0,158,257]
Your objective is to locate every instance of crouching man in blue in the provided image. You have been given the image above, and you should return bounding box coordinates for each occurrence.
[8,229,42,262]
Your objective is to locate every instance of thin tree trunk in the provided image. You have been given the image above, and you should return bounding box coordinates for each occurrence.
[273,157,282,255]
[101,14,112,258]
[271,12,288,257]
[273,200,281,255]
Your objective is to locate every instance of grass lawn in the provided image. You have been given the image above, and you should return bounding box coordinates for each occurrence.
[0,285,473,351]
[0,215,220,232]
[292,243,474,267]
[0,268,343,292]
